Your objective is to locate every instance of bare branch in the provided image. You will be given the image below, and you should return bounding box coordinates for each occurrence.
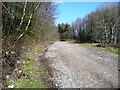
[1,2,12,16]
[33,2,41,12]
[17,14,33,40]
[7,2,42,50]
[18,0,27,28]
[16,2,41,42]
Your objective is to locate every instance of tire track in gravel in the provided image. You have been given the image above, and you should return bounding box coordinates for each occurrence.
[44,41,118,88]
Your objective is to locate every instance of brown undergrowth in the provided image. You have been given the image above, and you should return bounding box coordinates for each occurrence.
[35,47,57,88]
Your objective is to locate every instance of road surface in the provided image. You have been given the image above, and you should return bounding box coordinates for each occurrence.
[44,42,118,88]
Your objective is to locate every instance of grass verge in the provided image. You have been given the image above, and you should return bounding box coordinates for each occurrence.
[80,43,119,54]
[14,44,47,88]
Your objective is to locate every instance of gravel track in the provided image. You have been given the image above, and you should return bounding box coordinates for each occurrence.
[44,42,118,88]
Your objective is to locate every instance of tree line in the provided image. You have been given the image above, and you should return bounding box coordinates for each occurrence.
[2,2,59,88]
[57,3,119,47]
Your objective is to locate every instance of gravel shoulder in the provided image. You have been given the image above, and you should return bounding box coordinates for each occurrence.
[44,41,118,88]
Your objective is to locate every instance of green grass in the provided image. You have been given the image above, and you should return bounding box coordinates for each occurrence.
[14,78,45,88]
[14,44,47,88]
[103,47,119,54]
[80,43,119,54]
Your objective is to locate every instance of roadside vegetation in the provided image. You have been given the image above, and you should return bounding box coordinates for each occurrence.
[13,44,47,88]
[2,2,59,88]
[79,43,119,54]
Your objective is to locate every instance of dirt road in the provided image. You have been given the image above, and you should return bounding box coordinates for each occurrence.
[44,42,118,88]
